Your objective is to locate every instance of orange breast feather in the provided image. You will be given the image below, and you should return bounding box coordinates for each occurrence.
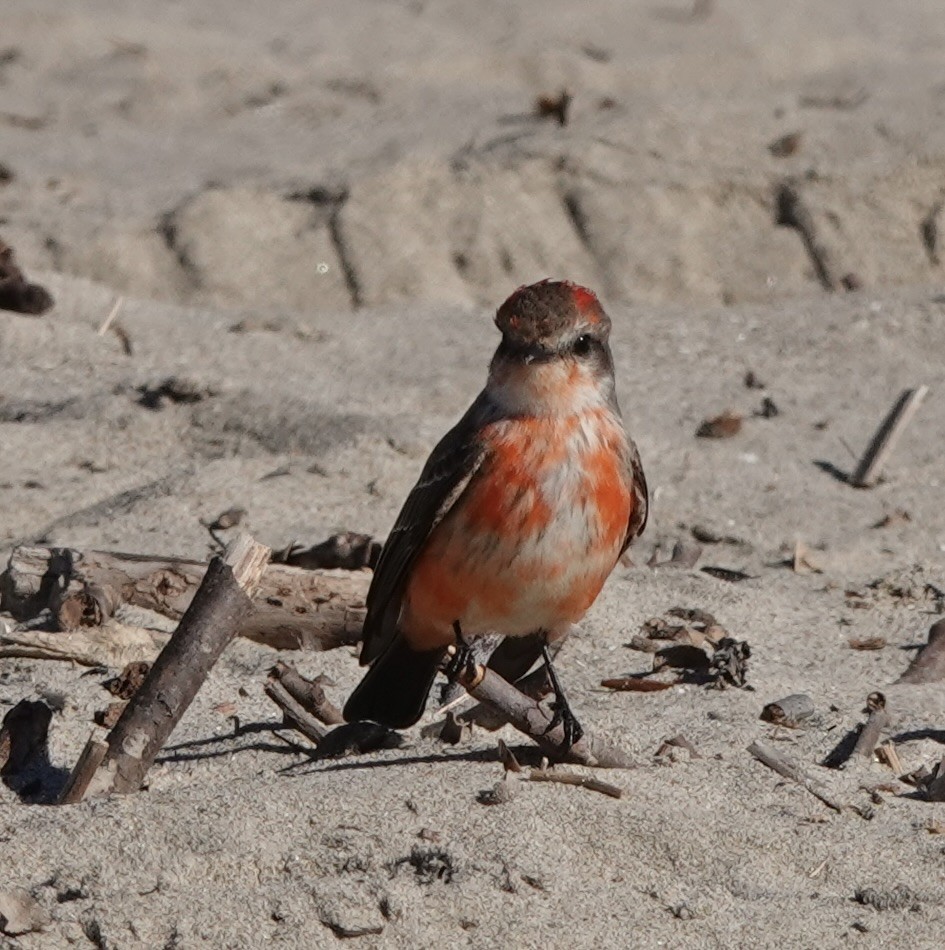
[401,412,632,648]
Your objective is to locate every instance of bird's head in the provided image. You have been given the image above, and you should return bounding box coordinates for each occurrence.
[488,279,617,415]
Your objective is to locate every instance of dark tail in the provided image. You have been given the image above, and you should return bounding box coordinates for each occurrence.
[343,635,446,729]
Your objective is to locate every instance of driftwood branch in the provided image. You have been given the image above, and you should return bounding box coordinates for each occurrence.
[850,386,929,488]
[897,619,945,684]
[449,659,634,769]
[0,621,159,667]
[59,534,270,801]
[748,740,843,813]
[1,543,369,651]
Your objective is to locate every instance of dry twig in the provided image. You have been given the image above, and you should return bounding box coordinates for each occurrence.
[875,741,902,775]
[748,740,843,813]
[264,679,327,744]
[59,534,270,801]
[0,621,159,667]
[601,677,674,692]
[850,386,929,488]
[526,768,622,799]
[268,661,344,725]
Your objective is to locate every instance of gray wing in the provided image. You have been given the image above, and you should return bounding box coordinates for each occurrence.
[359,392,494,664]
[621,438,648,555]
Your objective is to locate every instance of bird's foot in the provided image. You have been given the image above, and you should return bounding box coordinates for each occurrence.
[444,621,476,683]
[539,640,584,752]
[542,699,585,751]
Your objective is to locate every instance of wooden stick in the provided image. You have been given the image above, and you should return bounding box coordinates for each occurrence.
[496,738,522,772]
[875,741,902,775]
[450,660,634,769]
[850,386,929,488]
[60,534,270,799]
[526,768,623,799]
[1,543,369,651]
[896,619,945,684]
[264,679,327,744]
[58,736,107,805]
[748,740,843,812]
[268,662,344,725]
[851,692,889,761]
[453,664,551,731]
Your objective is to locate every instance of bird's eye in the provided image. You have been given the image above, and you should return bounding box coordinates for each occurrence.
[573,334,594,357]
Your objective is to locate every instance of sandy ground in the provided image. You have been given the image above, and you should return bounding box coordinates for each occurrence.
[3,1,945,947]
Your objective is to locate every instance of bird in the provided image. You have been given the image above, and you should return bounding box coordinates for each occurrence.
[343,279,647,746]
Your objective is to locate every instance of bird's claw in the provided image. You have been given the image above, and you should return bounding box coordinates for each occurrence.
[445,620,476,682]
[542,699,584,751]
[538,639,583,752]
[444,642,476,683]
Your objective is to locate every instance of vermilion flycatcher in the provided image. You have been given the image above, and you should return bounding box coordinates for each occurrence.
[344,279,647,744]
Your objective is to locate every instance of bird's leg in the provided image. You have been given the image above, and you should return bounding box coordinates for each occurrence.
[444,620,477,682]
[540,640,584,750]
